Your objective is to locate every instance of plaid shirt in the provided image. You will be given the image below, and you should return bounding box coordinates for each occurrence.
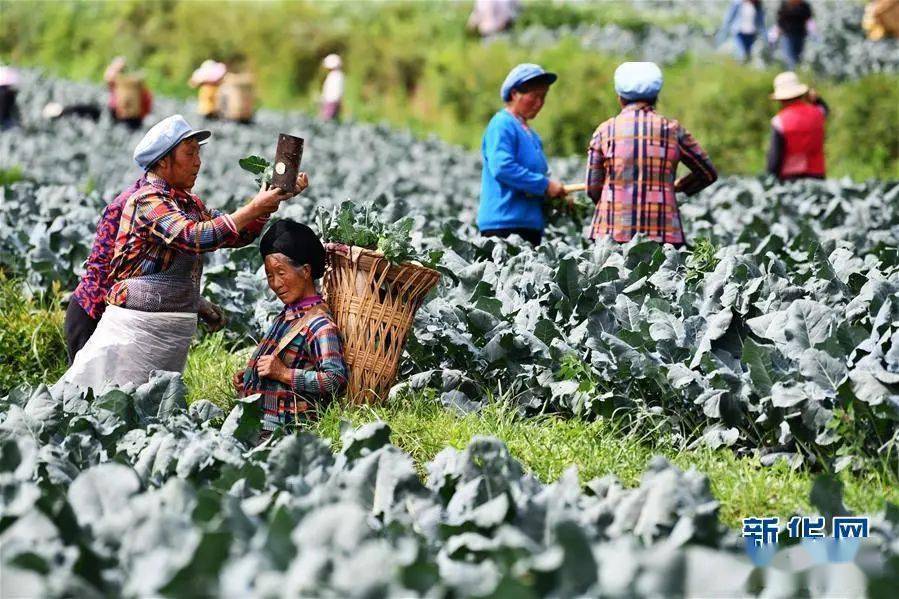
[71,176,145,319]
[586,103,717,246]
[107,172,266,307]
[239,296,348,431]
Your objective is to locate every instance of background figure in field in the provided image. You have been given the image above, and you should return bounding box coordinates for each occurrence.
[0,66,20,130]
[718,0,766,63]
[586,62,717,248]
[467,0,520,38]
[319,54,344,122]
[42,102,102,121]
[767,71,828,181]
[189,60,227,119]
[771,0,815,70]
[104,56,153,129]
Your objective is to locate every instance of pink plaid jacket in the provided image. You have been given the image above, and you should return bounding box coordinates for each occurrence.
[586,103,717,246]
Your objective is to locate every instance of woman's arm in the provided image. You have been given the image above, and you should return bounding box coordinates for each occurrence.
[585,130,606,205]
[766,125,785,177]
[288,321,348,398]
[206,207,269,248]
[674,126,718,196]
[256,319,349,400]
[135,184,296,253]
[718,1,739,43]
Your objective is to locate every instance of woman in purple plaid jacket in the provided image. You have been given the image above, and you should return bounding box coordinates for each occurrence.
[585,62,718,248]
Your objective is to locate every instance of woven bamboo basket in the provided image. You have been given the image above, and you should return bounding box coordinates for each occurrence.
[322,243,441,403]
[865,0,899,39]
[219,73,255,122]
[113,75,144,119]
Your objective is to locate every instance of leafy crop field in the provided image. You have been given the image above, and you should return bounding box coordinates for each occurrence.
[3,0,898,176]
[5,375,898,596]
[2,71,899,595]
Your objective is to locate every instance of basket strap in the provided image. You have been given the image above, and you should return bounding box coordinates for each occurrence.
[274,304,330,356]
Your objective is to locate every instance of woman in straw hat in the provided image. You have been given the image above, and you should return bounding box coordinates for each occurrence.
[767,71,828,181]
[189,60,228,119]
[103,56,153,129]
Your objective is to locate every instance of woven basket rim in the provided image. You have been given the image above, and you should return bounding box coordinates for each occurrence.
[324,242,441,277]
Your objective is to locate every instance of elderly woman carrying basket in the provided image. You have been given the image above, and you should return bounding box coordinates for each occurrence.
[56,115,308,392]
[233,220,348,438]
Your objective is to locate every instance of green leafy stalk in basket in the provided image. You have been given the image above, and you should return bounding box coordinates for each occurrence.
[317,201,441,268]
[377,218,415,264]
[239,155,274,188]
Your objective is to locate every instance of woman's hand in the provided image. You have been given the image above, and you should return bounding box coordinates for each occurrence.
[251,172,309,214]
[295,172,309,194]
[232,370,245,392]
[257,354,291,385]
[198,297,225,332]
[545,179,567,199]
[250,186,292,217]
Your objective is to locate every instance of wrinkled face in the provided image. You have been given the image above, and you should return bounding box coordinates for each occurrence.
[264,253,310,305]
[509,82,550,120]
[157,138,202,190]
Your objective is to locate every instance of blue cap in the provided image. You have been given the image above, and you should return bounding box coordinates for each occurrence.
[614,62,663,101]
[133,115,211,171]
[500,63,558,102]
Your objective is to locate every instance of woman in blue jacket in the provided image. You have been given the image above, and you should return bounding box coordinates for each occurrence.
[477,63,567,246]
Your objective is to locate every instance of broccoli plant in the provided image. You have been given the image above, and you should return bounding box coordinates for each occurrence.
[238,155,274,189]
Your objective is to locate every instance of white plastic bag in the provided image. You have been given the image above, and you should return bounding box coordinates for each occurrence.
[56,305,197,393]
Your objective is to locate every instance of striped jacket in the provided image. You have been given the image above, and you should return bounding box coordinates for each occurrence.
[586,103,717,246]
[106,172,266,307]
[239,296,348,432]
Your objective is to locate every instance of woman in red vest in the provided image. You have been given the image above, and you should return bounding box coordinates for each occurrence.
[767,71,828,181]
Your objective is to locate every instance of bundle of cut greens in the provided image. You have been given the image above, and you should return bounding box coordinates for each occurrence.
[238,155,274,189]
[317,200,443,268]
[240,155,440,267]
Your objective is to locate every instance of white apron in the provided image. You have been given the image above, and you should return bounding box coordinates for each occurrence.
[56,249,202,394]
[55,305,197,393]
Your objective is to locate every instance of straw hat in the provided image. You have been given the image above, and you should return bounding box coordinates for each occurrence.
[42,102,64,119]
[770,71,809,101]
[190,60,227,86]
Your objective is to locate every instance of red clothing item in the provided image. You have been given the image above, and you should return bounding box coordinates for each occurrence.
[772,101,826,179]
[71,177,146,319]
[107,81,153,119]
[106,173,267,308]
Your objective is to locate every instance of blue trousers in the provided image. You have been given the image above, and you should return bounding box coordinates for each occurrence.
[780,33,806,70]
[735,32,757,62]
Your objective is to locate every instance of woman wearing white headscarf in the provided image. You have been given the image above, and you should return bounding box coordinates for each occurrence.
[320,54,344,122]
